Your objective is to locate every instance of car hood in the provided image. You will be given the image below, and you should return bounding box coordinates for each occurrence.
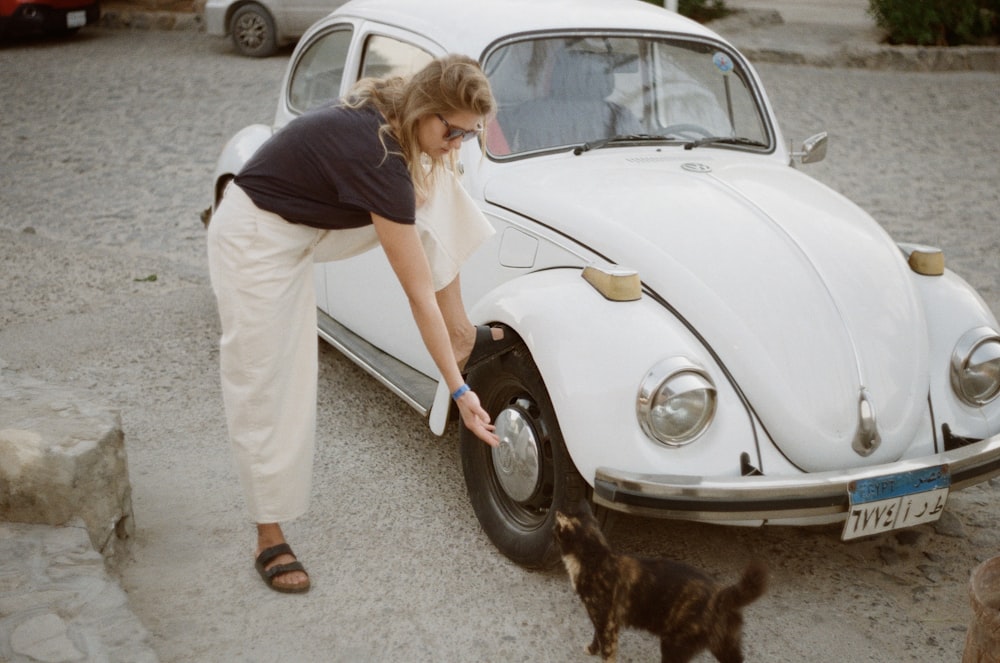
[483,152,930,472]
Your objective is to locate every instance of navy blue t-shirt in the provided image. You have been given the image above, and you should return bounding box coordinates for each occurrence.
[235,103,415,229]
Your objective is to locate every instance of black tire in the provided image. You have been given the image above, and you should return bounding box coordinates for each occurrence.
[229,3,277,58]
[460,342,590,569]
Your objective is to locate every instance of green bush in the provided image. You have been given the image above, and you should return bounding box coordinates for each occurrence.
[868,0,1000,46]
[639,0,731,23]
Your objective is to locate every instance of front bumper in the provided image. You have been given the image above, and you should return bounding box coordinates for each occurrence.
[594,433,1000,523]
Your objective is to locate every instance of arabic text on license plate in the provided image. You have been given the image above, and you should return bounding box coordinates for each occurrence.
[842,465,950,541]
[67,10,86,28]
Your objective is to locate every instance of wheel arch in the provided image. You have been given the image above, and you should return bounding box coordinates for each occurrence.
[210,123,273,211]
[431,267,729,483]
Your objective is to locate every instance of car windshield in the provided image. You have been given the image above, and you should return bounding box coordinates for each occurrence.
[483,35,770,157]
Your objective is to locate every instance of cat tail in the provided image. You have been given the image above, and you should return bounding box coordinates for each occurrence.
[718,560,768,610]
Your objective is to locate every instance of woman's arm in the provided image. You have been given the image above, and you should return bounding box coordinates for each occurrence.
[372,212,498,447]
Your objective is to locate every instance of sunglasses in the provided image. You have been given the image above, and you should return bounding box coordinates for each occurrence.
[436,113,481,142]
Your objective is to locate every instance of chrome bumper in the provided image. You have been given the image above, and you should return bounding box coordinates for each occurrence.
[593,434,1000,523]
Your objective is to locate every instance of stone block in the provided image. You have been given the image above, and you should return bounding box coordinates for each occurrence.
[0,370,134,557]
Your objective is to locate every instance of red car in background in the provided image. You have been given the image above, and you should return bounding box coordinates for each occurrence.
[0,0,99,36]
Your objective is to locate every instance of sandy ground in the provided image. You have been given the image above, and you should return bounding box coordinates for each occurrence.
[1,27,999,662]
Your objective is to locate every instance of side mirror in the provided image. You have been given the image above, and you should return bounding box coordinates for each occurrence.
[792,131,828,164]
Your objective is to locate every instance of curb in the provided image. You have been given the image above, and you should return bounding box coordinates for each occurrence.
[735,42,1000,72]
[99,6,202,31]
[709,9,1000,72]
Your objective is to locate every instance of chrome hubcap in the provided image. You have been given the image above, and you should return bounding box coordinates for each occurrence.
[236,16,265,48]
[492,401,542,503]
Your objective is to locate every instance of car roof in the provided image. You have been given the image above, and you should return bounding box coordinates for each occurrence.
[332,0,722,60]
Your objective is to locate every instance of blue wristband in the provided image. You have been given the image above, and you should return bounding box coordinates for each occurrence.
[451,384,470,401]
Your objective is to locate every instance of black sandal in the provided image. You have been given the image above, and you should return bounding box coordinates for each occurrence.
[254,543,310,594]
[462,324,520,374]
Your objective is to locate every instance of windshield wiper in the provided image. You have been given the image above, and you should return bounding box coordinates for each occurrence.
[572,134,766,155]
[573,134,678,156]
[683,136,768,150]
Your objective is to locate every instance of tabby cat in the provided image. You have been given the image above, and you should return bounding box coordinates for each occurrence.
[553,504,767,662]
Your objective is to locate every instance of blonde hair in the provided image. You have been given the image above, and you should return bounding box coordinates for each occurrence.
[346,54,496,200]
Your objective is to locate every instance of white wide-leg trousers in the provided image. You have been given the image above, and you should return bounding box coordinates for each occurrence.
[206,179,492,523]
[207,184,336,522]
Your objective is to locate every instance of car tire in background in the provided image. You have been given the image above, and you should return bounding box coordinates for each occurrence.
[460,341,591,569]
[229,2,277,57]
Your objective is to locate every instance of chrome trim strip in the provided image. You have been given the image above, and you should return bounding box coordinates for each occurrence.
[316,309,437,416]
[593,433,1000,521]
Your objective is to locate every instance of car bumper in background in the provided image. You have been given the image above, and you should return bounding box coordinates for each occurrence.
[0,0,99,34]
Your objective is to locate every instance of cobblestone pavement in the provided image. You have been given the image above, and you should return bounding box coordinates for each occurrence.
[0,523,157,663]
[1,26,998,663]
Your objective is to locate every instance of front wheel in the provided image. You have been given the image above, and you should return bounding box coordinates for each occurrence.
[460,344,589,569]
[229,3,277,58]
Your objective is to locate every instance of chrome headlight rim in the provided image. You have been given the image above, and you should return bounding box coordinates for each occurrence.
[951,327,1000,407]
[637,357,717,447]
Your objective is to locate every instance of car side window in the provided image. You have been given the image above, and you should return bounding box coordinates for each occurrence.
[288,27,353,114]
[359,34,433,81]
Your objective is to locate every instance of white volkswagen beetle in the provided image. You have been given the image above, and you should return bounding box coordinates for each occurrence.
[210,0,1000,568]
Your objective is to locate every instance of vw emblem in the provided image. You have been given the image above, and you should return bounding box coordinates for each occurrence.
[682,162,712,173]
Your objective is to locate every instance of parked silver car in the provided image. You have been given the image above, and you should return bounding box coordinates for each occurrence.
[204,0,346,57]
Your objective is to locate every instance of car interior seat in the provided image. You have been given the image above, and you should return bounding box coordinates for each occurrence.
[504,49,641,153]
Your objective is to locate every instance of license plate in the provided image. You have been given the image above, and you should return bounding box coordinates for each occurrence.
[841,465,950,540]
[67,10,87,28]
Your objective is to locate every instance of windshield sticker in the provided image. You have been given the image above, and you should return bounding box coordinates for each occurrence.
[712,52,734,74]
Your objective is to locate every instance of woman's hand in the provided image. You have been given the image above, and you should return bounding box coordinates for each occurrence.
[455,389,499,447]
[372,213,500,448]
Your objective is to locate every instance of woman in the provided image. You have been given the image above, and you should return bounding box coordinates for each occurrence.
[207,54,511,593]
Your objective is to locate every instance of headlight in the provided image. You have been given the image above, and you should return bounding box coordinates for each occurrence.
[951,327,1000,406]
[637,357,717,446]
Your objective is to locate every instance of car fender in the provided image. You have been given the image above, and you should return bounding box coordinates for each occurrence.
[430,267,758,484]
[906,259,1000,440]
[210,123,272,209]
